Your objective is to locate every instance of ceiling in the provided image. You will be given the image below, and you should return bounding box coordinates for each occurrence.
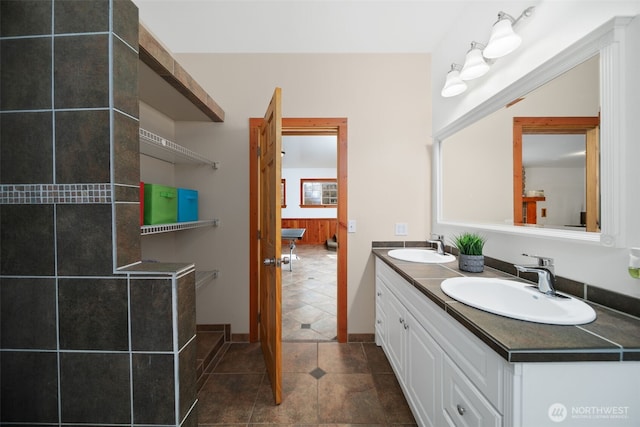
[282,135,337,169]
[523,134,586,168]
[132,0,476,53]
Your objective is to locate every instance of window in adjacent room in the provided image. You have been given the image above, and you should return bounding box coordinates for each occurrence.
[300,178,337,207]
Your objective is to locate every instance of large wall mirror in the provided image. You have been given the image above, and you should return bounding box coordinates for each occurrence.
[434,18,630,247]
[441,56,599,229]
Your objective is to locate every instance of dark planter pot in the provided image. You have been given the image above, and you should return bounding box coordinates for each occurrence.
[459,254,484,273]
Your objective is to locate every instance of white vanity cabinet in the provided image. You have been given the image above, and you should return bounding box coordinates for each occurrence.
[376,260,442,427]
[375,257,640,427]
[376,258,507,427]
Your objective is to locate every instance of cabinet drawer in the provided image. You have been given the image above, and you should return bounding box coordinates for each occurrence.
[442,354,501,427]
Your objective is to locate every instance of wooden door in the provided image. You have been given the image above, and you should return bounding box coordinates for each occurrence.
[259,87,283,404]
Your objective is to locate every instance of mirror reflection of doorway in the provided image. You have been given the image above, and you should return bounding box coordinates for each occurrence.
[512,116,600,232]
[281,135,338,341]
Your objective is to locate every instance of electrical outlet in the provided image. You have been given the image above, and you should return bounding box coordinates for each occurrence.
[395,223,408,236]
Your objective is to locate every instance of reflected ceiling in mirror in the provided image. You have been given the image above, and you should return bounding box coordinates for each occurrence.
[441,55,599,232]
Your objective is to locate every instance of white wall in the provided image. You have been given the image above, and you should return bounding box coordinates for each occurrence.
[171,54,431,334]
[526,167,584,227]
[432,3,640,298]
[282,168,337,219]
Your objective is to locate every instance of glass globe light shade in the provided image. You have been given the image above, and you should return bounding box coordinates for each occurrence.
[441,69,467,97]
[460,47,490,80]
[483,18,522,59]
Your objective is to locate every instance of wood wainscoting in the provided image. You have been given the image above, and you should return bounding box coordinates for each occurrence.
[281,218,338,245]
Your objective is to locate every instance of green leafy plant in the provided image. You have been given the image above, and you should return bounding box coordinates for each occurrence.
[452,232,486,256]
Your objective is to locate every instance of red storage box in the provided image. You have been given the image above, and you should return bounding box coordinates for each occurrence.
[139,182,144,226]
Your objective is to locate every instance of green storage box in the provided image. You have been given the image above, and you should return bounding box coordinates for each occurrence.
[144,184,178,225]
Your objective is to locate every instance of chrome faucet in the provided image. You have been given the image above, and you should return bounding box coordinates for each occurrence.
[427,234,445,255]
[514,254,557,296]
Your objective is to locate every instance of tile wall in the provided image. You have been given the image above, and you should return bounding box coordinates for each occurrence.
[0,1,196,425]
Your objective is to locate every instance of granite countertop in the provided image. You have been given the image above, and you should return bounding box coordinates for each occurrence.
[373,249,640,363]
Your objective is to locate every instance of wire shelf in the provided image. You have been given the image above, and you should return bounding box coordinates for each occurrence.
[139,128,219,168]
[196,270,219,291]
[141,219,218,236]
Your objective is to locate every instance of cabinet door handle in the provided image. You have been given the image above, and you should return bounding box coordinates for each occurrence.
[404,322,409,330]
[377,319,382,324]
[457,404,466,416]
[399,317,404,324]
[377,291,382,296]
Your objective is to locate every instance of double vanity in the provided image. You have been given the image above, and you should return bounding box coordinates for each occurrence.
[373,246,640,427]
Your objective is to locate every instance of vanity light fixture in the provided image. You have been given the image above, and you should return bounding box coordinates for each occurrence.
[441,64,467,98]
[460,42,490,80]
[483,7,535,59]
[440,6,534,98]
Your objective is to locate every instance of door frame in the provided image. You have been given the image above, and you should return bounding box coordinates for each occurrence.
[249,117,348,343]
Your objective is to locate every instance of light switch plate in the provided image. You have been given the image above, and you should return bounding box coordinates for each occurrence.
[348,220,356,233]
[395,223,408,236]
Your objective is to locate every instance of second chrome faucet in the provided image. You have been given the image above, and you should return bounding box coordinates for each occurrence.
[427,234,445,255]
[514,253,558,296]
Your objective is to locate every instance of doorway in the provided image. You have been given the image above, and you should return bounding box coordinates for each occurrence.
[249,118,348,343]
[281,134,338,340]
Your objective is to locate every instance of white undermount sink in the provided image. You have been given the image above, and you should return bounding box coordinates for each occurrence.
[388,248,456,264]
[440,277,596,325]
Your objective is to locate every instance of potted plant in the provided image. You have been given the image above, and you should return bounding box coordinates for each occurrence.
[452,232,486,273]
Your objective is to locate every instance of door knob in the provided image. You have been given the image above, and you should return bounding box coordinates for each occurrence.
[263,257,289,267]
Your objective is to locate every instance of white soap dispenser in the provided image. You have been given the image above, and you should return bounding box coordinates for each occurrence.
[629,248,640,279]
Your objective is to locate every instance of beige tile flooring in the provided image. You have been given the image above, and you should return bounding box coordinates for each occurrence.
[197,341,417,426]
[281,244,337,341]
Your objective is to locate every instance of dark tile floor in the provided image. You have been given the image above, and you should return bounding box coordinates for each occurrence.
[197,341,417,426]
